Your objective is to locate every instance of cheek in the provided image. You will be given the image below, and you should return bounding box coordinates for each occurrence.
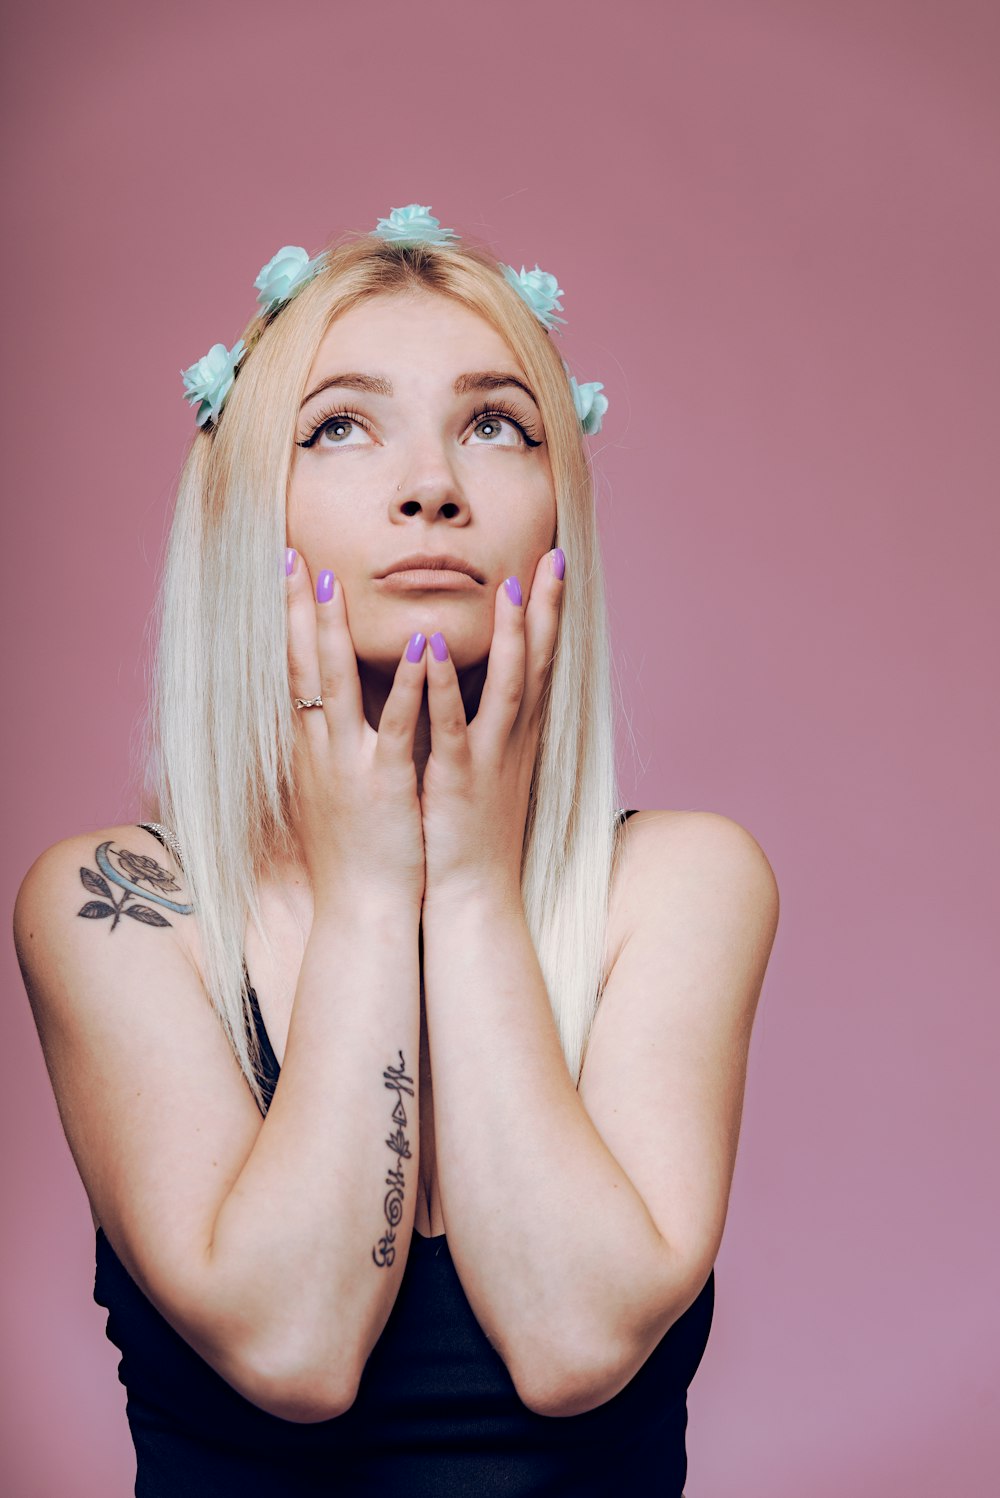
[517,481,558,554]
[285,469,312,540]
[529,466,558,534]
[287,472,358,545]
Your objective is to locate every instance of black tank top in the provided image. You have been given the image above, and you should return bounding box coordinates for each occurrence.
[93,813,714,1496]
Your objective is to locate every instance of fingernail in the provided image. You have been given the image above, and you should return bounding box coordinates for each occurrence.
[316,570,334,603]
[550,548,565,581]
[430,631,448,661]
[406,631,427,662]
[285,547,297,576]
[504,575,522,606]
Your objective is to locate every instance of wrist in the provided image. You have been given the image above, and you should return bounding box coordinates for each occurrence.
[421,874,524,926]
[312,883,423,931]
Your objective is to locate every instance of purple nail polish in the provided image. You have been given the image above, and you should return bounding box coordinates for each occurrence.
[551,548,565,581]
[430,631,449,661]
[285,547,297,576]
[316,570,334,603]
[504,575,522,606]
[406,631,427,662]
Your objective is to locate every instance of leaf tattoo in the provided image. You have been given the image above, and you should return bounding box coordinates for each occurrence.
[123,904,174,927]
[80,867,112,900]
[77,841,195,933]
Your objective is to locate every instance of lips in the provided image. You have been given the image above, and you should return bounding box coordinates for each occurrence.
[378,553,484,583]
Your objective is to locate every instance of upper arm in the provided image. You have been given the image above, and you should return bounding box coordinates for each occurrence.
[578,810,780,1358]
[12,826,303,1415]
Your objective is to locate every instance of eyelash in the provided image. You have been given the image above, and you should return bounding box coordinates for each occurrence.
[296,400,543,450]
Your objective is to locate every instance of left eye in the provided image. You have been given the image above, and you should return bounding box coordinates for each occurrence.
[467,402,542,448]
[469,410,525,446]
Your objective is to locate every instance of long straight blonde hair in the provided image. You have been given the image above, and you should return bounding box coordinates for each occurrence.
[139,228,627,1113]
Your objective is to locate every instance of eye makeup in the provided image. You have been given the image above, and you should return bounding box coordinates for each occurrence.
[295,399,544,450]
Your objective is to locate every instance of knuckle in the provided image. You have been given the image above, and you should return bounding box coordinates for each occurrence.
[288,575,314,612]
[526,650,550,686]
[394,658,416,690]
[502,676,525,708]
[375,708,408,745]
[316,650,345,687]
[314,614,340,650]
[287,660,308,691]
[441,707,468,738]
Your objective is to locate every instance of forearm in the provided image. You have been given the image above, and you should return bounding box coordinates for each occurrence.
[421,889,675,1402]
[208,893,421,1409]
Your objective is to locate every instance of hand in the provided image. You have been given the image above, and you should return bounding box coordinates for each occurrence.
[285,551,428,911]
[419,549,565,909]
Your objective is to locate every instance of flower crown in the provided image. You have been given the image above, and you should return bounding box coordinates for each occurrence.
[180,203,609,437]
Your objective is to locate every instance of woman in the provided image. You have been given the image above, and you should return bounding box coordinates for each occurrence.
[14,204,779,1495]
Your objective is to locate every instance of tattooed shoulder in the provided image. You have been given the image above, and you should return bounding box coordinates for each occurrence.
[77,838,194,933]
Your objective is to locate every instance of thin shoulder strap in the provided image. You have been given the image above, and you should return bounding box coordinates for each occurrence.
[137,821,186,872]
[618,807,639,822]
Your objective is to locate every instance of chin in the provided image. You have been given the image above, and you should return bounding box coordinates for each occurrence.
[359,626,485,676]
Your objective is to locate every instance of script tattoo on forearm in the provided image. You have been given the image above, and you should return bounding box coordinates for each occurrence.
[77,843,194,931]
[372,1050,415,1269]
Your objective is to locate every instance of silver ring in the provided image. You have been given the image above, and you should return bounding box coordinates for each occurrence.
[294,696,324,710]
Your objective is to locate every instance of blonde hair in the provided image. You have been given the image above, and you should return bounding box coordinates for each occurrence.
[138,228,626,1113]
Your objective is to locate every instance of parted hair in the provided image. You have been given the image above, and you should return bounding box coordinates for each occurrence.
[138,227,627,1113]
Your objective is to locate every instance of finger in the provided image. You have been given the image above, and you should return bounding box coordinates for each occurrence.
[520,547,565,727]
[424,628,471,771]
[285,548,327,741]
[470,573,527,747]
[372,630,429,770]
[312,563,366,743]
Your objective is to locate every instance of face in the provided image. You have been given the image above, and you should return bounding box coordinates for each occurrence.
[287,290,557,677]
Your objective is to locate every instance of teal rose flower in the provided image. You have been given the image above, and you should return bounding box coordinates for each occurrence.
[180,338,246,427]
[254,245,326,314]
[373,204,459,246]
[500,263,567,330]
[569,377,609,435]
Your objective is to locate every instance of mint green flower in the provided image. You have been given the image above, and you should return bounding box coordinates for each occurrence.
[569,377,609,435]
[254,245,326,313]
[180,338,246,427]
[373,204,459,246]
[500,263,567,330]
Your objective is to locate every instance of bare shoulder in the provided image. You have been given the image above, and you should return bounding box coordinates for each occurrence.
[612,808,779,935]
[605,808,779,990]
[14,822,196,975]
[12,825,205,1082]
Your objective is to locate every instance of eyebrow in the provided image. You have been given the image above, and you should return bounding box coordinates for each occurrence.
[298,369,539,413]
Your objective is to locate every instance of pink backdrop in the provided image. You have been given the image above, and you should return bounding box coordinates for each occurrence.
[3,1,997,1492]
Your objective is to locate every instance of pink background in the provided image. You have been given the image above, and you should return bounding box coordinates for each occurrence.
[3,1,997,1492]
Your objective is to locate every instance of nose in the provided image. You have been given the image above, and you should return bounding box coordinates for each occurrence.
[391,453,470,521]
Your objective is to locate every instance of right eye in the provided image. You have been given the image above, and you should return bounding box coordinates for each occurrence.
[296,409,373,450]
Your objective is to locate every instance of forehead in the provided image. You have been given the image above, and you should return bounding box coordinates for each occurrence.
[308,291,522,380]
